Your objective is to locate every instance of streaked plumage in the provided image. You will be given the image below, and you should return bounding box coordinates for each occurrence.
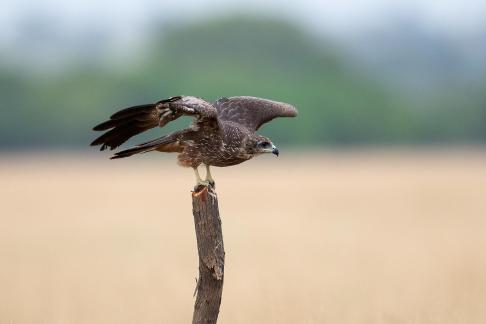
[91,96,298,186]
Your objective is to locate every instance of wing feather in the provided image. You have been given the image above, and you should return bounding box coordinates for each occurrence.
[91,96,217,151]
[214,96,297,131]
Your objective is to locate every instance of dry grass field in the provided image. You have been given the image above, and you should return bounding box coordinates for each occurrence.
[1,150,486,323]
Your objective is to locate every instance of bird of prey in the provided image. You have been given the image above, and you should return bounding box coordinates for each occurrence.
[91,96,298,186]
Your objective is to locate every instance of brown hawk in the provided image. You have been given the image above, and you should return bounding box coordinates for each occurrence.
[91,96,298,186]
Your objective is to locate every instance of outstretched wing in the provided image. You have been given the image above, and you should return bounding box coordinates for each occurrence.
[91,96,218,150]
[213,96,298,131]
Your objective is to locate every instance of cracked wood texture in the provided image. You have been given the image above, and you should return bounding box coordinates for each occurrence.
[192,185,225,324]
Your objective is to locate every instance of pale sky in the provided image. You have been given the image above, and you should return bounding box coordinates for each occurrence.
[1,0,485,46]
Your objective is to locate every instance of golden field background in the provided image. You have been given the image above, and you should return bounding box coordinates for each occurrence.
[1,150,486,324]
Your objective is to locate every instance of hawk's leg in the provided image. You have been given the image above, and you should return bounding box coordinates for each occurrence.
[193,167,210,187]
[205,164,216,187]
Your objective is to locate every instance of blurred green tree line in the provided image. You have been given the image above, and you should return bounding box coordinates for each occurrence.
[1,16,485,149]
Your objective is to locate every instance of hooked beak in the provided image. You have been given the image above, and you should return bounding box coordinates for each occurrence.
[272,145,279,157]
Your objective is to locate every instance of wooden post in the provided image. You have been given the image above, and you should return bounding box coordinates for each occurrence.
[191,185,225,324]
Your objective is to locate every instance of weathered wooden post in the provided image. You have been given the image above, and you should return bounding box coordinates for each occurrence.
[191,185,225,324]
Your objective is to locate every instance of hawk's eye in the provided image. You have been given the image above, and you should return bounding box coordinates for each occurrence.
[258,141,271,148]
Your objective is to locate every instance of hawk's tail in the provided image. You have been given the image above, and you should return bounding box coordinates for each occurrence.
[110,134,181,159]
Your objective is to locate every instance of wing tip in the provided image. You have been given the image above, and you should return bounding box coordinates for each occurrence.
[90,137,117,151]
[90,138,101,147]
[109,103,155,119]
[92,123,108,131]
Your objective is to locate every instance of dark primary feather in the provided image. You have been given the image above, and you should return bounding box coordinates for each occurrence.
[109,104,156,120]
[91,103,160,150]
[214,96,298,131]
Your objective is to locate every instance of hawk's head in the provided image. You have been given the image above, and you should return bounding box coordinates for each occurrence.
[249,135,279,157]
